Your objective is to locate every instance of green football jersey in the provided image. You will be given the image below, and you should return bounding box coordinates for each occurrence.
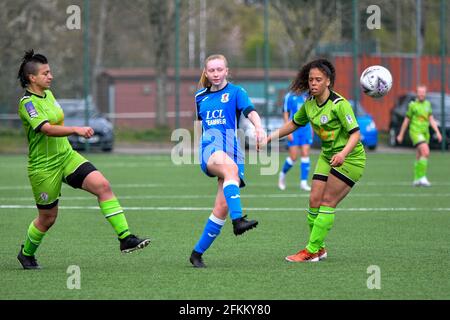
[18,90,73,171]
[293,91,365,159]
[406,99,432,133]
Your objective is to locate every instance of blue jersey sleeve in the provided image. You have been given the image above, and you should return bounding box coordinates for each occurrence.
[196,102,202,120]
[195,88,208,120]
[283,92,292,113]
[236,86,255,117]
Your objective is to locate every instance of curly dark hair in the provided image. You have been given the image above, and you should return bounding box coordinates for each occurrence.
[290,58,335,94]
[17,49,48,88]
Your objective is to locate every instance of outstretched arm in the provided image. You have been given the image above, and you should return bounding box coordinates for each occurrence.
[266,121,299,145]
[40,122,94,138]
[283,112,294,142]
[247,110,267,149]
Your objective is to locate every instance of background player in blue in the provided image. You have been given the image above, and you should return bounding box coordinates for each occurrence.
[190,54,266,268]
[278,91,313,191]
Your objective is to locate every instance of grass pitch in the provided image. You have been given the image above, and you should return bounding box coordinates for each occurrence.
[1,150,449,300]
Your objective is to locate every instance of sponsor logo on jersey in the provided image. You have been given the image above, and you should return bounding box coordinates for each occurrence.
[205,109,226,125]
[25,101,38,118]
[40,192,49,202]
[345,114,353,124]
[221,93,229,103]
[320,115,329,124]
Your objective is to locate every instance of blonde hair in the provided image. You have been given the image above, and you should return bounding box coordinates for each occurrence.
[417,84,427,90]
[197,54,228,89]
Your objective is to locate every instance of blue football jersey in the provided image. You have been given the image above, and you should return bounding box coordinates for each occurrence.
[196,83,255,164]
[283,91,312,140]
[283,91,308,119]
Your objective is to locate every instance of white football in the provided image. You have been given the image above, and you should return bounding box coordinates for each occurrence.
[360,65,393,98]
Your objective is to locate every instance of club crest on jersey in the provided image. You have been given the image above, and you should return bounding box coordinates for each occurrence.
[221,93,229,103]
[320,115,329,124]
[345,114,353,124]
[25,101,38,118]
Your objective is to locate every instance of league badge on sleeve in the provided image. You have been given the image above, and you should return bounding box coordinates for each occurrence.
[25,101,38,118]
[345,114,353,124]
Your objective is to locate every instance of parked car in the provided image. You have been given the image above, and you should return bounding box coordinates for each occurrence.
[59,99,114,152]
[310,100,379,150]
[388,92,450,149]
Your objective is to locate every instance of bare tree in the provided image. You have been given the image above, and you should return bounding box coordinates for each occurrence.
[0,0,67,112]
[92,0,108,106]
[271,0,340,63]
[147,0,176,127]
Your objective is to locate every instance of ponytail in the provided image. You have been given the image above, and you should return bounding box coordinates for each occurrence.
[198,70,211,89]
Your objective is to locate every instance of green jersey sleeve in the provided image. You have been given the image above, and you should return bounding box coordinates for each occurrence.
[18,98,49,132]
[292,102,308,126]
[405,102,414,119]
[335,100,359,133]
[426,101,432,116]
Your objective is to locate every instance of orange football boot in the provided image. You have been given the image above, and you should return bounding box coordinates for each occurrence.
[317,248,328,261]
[285,248,319,262]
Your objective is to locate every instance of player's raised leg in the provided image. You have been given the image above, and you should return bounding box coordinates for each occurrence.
[81,170,150,253]
[206,151,258,236]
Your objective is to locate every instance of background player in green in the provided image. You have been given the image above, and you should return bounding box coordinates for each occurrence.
[16,50,151,269]
[260,59,365,262]
[396,85,442,187]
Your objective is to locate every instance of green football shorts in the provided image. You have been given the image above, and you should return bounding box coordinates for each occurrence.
[312,152,365,187]
[28,151,92,208]
[409,130,429,147]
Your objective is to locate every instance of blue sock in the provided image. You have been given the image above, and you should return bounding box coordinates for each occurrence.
[223,180,242,221]
[194,214,225,254]
[282,157,295,174]
[300,157,310,181]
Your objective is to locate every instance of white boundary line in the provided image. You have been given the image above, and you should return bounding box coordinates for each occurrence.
[2,181,450,191]
[1,205,450,212]
[1,192,450,202]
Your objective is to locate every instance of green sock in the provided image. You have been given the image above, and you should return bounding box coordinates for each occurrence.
[307,208,327,249]
[23,221,46,256]
[306,206,335,254]
[418,158,428,178]
[307,208,319,232]
[99,198,130,239]
[414,160,420,181]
